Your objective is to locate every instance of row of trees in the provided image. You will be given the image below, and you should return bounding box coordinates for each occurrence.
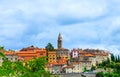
[111,53,120,62]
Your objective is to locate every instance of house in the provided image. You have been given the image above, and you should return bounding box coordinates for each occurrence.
[71,48,111,66]
[63,65,74,73]
[4,50,18,62]
[47,51,57,63]
[16,46,46,61]
[63,61,92,73]
[84,49,111,65]
[71,48,82,59]
[56,48,70,61]
[46,58,67,74]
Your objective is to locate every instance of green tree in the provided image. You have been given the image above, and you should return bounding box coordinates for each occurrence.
[96,72,104,77]
[0,46,6,52]
[0,46,4,50]
[117,55,120,62]
[91,65,96,71]
[111,53,115,62]
[107,58,110,65]
[0,52,6,58]
[115,56,118,62]
[22,57,50,77]
[0,57,50,77]
[45,43,54,51]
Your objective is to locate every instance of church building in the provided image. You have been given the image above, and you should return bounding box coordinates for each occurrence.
[56,33,70,61]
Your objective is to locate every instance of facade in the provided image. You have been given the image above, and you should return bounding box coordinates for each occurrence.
[71,48,82,58]
[63,61,92,73]
[71,48,111,66]
[84,49,111,65]
[46,58,67,74]
[46,47,111,74]
[4,50,18,62]
[72,62,82,73]
[47,51,57,63]
[16,46,46,61]
[56,48,70,61]
[63,65,74,73]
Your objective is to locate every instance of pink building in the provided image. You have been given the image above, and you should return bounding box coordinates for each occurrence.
[71,48,82,58]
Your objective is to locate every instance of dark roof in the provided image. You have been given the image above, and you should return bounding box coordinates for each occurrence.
[55,48,69,51]
[20,45,40,51]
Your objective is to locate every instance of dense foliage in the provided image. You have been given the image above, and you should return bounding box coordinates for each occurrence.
[0,46,6,52]
[45,43,55,51]
[96,54,120,77]
[0,57,51,77]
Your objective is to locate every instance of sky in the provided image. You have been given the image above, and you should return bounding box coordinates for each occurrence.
[0,0,120,55]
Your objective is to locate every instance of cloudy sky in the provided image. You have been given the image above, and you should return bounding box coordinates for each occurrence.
[0,0,120,55]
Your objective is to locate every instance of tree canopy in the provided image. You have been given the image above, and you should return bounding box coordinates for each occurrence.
[45,43,55,51]
[0,52,6,58]
[0,57,50,77]
[0,46,6,52]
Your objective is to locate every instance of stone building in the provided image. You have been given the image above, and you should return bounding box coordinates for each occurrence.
[56,33,70,61]
[46,58,67,74]
[71,48,111,66]
[63,61,92,73]
[56,48,70,61]
[58,33,62,49]
[84,49,111,65]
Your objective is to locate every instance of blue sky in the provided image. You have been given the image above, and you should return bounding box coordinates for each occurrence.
[0,0,120,55]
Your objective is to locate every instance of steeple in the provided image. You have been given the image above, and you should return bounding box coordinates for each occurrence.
[58,33,62,49]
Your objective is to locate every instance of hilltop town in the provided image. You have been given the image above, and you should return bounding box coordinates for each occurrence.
[0,33,111,76]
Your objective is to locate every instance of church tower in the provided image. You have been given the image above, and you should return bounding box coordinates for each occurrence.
[58,33,62,49]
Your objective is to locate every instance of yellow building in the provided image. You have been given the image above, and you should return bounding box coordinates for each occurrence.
[48,51,57,63]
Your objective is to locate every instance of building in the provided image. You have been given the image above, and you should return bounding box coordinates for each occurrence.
[63,61,92,73]
[56,33,70,61]
[46,58,67,74]
[4,50,18,62]
[63,65,74,73]
[16,46,46,61]
[47,51,57,63]
[84,49,111,65]
[71,48,111,66]
[56,48,70,61]
[71,48,82,59]
[58,33,62,49]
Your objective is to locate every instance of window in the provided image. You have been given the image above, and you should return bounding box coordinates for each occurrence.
[40,53,43,55]
[15,58,17,60]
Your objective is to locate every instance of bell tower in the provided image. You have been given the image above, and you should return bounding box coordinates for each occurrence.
[58,33,62,49]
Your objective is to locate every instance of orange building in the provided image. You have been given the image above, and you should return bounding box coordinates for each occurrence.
[4,50,18,62]
[47,51,57,63]
[16,46,46,61]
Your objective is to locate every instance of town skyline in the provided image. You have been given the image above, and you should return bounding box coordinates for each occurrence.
[0,0,120,55]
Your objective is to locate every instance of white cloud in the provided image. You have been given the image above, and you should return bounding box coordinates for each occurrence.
[0,0,120,56]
